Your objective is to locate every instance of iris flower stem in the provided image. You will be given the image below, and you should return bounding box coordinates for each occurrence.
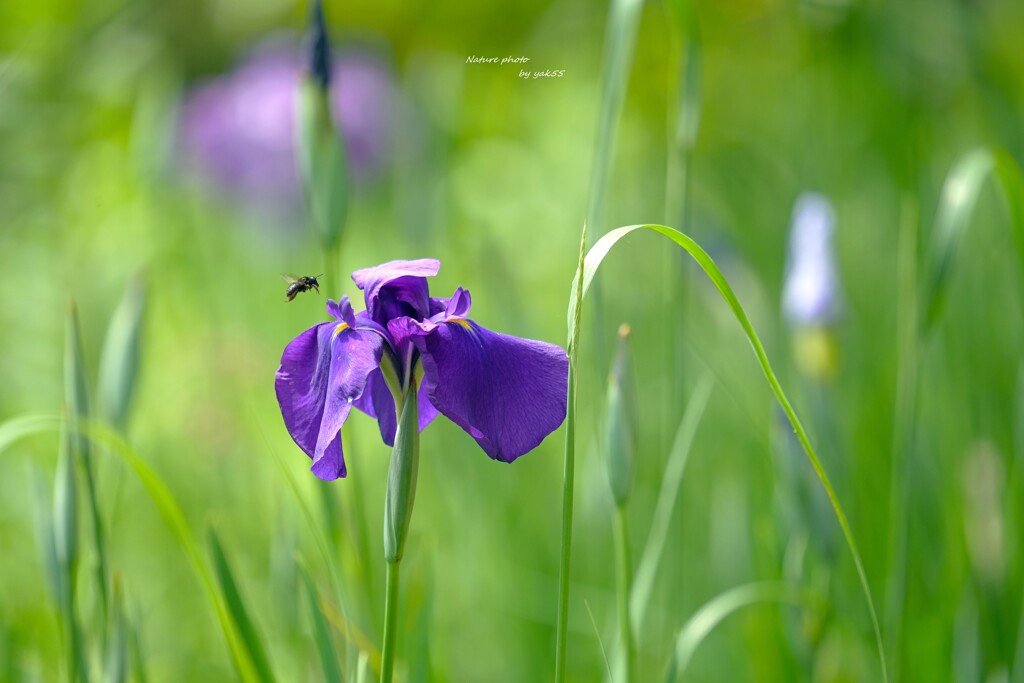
[613,503,634,683]
[379,560,400,683]
[555,358,578,682]
[380,377,420,683]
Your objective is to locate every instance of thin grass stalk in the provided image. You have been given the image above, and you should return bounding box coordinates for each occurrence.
[66,305,109,629]
[555,229,586,682]
[557,2,643,670]
[630,372,713,633]
[883,197,919,680]
[612,504,634,683]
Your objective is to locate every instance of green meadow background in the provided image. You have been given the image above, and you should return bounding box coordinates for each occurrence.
[2,0,1024,680]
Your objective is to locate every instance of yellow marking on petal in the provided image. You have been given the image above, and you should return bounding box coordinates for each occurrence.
[332,322,349,339]
[450,317,472,330]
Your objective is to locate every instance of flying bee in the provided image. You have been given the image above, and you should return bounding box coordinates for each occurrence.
[282,274,323,302]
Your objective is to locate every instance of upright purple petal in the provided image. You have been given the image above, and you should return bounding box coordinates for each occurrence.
[275,322,384,480]
[399,317,568,462]
[354,369,439,446]
[351,258,441,325]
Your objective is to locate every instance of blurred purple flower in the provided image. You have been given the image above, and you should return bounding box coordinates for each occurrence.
[179,38,394,207]
[275,259,569,480]
[782,192,841,326]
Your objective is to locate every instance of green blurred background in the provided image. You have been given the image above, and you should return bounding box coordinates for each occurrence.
[2,0,1024,680]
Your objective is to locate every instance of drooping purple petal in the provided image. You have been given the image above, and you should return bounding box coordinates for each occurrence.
[397,316,568,462]
[353,368,439,446]
[275,321,384,480]
[351,258,441,326]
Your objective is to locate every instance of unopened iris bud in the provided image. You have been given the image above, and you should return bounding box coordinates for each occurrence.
[384,381,420,564]
[296,0,349,251]
[308,0,331,91]
[782,193,841,381]
[98,276,146,430]
[605,324,637,507]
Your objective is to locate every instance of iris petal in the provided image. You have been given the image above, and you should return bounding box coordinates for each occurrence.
[275,322,384,480]
[351,258,440,325]
[400,317,568,462]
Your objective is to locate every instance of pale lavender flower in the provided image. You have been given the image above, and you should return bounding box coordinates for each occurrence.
[179,37,394,207]
[782,193,841,326]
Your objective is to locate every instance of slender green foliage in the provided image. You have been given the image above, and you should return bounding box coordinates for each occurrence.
[66,304,109,626]
[0,415,261,683]
[210,529,277,683]
[98,276,146,431]
[887,149,1024,677]
[568,224,888,681]
[630,372,714,633]
[555,228,587,682]
[663,582,811,681]
[300,563,343,683]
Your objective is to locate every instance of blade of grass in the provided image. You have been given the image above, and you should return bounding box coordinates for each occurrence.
[883,196,919,680]
[209,529,276,683]
[920,149,1024,332]
[663,582,811,682]
[103,578,127,683]
[569,224,888,682]
[630,371,714,633]
[555,228,586,683]
[0,414,260,683]
[299,563,343,683]
[66,304,109,627]
[584,600,614,683]
[888,148,1024,677]
[557,0,643,671]
[586,0,643,247]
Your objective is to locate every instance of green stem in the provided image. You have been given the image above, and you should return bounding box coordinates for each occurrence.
[81,452,109,629]
[884,199,920,681]
[555,358,578,683]
[613,504,634,683]
[380,560,400,683]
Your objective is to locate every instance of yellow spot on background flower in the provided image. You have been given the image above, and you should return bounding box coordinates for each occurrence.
[332,322,349,339]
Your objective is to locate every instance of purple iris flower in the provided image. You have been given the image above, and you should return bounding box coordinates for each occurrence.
[179,37,394,207]
[275,259,569,480]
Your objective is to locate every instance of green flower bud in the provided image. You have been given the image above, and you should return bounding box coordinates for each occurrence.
[605,324,637,507]
[98,276,146,430]
[296,0,349,251]
[384,382,420,564]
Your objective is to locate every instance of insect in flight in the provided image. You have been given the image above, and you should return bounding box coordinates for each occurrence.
[282,274,323,302]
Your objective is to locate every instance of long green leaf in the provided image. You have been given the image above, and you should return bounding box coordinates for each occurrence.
[66,304,109,624]
[921,148,1024,332]
[889,149,1024,676]
[664,582,810,682]
[555,227,587,683]
[299,564,342,683]
[630,372,713,632]
[209,530,276,683]
[0,414,260,683]
[570,224,888,682]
